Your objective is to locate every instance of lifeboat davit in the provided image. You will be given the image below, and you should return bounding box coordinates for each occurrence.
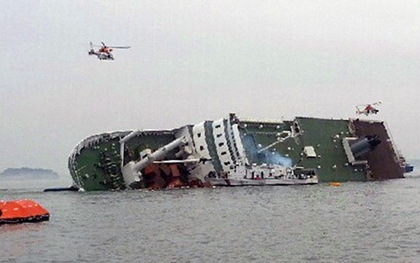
[0,199,50,224]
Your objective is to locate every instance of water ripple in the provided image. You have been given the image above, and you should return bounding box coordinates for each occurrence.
[1,179,420,262]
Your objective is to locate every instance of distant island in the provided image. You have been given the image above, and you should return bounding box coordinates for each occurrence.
[0,167,60,180]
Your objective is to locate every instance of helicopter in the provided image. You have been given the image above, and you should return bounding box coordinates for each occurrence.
[88,42,130,60]
[356,101,381,116]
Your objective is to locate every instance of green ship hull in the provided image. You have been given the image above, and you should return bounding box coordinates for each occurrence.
[68,114,409,191]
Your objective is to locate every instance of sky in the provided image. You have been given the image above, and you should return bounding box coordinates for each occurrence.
[1,1,420,175]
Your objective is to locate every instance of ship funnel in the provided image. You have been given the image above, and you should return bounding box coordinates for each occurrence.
[350,135,381,158]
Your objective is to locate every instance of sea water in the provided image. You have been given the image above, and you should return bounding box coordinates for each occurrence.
[1,175,420,263]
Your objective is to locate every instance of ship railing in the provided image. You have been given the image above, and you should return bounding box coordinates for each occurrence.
[238,117,285,124]
[257,132,291,153]
[245,131,288,136]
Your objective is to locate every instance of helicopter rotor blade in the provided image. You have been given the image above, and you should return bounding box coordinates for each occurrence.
[356,101,382,107]
[90,42,103,48]
[108,45,131,49]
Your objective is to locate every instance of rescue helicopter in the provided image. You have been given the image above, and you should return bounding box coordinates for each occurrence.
[356,101,382,116]
[88,42,130,60]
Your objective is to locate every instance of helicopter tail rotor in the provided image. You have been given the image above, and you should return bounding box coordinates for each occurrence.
[88,42,95,55]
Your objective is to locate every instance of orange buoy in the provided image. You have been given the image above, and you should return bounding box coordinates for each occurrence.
[0,199,50,224]
[328,182,341,186]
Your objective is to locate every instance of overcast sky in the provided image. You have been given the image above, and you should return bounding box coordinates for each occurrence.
[1,1,420,175]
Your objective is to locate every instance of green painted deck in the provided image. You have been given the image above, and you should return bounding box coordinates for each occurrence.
[296,118,366,182]
[70,131,178,191]
[70,137,123,191]
[239,118,367,182]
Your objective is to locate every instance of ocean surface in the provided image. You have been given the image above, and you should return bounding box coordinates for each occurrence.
[1,174,420,263]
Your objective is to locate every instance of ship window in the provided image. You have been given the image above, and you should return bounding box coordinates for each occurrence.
[218,142,224,147]
[221,151,227,155]
[200,146,204,151]
[215,124,221,128]
[197,133,201,138]
[224,161,231,165]
[216,133,222,138]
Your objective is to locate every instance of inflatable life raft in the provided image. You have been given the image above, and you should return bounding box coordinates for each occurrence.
[0,199,50,224]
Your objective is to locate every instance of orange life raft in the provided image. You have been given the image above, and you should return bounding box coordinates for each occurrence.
[328,182,341,187]
[0,199,50,224]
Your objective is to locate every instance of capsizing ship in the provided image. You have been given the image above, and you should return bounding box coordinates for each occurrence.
[68,113,411,191]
